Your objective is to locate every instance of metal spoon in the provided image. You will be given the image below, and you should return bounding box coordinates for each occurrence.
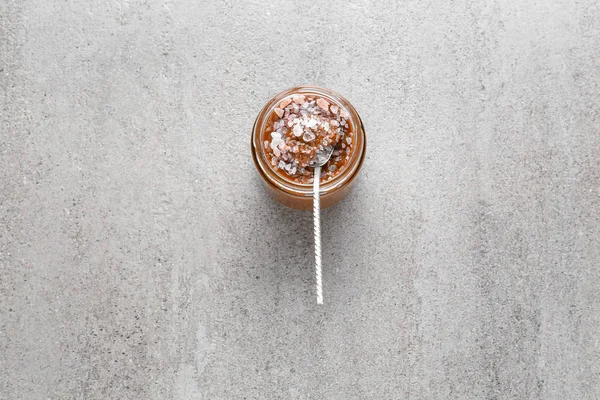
[309,146,335,305]
[309,145,335,170]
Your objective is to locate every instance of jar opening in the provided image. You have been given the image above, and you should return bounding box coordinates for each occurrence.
[252,86,365,198]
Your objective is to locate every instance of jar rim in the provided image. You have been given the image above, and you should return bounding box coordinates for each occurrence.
[251,86,365,197]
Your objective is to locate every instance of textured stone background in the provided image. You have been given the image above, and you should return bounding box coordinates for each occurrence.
[1,1,599,398]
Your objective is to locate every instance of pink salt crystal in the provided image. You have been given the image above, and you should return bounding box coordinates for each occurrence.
[330,120,339,128]
[280,98,292,108]
[340,109,349,119]
[287,114,296,126]
[293,124,303,137]
[292,94,305,104]
[330,105,339,114]
[303,131,315,142]
[274,108,284,118]
[316,98,330,111]
[264,140,269,149]
[346,137,352,144]
[273,147,281,157]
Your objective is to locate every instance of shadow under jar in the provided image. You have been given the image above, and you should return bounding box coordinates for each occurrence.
[252,86,366,210]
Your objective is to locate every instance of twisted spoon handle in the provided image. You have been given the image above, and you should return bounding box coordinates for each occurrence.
[313,166,323,305]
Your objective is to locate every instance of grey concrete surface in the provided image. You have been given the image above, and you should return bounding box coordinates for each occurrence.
[1,0,599,399]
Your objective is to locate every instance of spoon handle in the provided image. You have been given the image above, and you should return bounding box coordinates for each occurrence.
[313,166,323,305]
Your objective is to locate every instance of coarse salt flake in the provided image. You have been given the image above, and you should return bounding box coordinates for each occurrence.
[280,98,292,108]
[292,94,305,104]
[303,131,315,142]
[316,98,330,111]
[293,124,303,137]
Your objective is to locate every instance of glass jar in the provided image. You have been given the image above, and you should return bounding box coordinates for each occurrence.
[251,86,366,210]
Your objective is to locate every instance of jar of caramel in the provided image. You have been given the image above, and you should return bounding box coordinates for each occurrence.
[251,86,366,210]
